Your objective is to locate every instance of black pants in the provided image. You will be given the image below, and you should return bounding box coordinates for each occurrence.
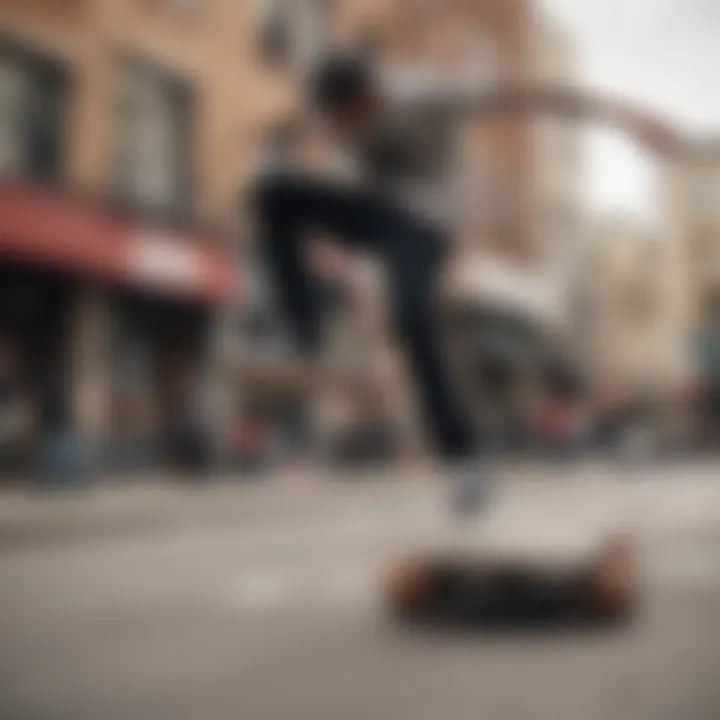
[253,173,475,460]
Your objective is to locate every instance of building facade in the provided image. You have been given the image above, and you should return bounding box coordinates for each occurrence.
[0,0,590,475]
[665,142,720,435]
[674,142,720,337]
[0,0,255,477]
[578,215,689,396]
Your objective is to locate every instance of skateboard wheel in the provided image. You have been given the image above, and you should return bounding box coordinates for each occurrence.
[385,557,433,618]
[586,535,638,621]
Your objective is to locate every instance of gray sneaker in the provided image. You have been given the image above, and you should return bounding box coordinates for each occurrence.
[449,458,493,519]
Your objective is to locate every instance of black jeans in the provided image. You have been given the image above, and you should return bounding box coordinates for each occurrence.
[253,173,475,460]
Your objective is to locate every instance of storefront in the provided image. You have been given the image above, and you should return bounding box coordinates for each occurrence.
[0,263,76,476]
[0,180,234,480]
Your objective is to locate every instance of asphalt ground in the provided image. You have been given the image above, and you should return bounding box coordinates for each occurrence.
[0,466,719,719]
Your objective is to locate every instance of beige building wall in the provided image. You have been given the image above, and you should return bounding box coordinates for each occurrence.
[671,145,720,333]
[617,141,720,402]
[581,213,691,397]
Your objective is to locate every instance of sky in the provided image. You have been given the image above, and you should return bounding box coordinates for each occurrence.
[542,0,720,218]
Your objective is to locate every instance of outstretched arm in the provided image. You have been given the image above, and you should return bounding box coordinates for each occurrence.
[383,75,682,156]
[473,86,679,154]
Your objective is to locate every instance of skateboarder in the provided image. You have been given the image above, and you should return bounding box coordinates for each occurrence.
[250,53,593,514]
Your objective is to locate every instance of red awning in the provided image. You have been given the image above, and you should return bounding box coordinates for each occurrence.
[0,181,235,304]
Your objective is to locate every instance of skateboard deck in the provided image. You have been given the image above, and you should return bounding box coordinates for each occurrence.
[384,534,638,628]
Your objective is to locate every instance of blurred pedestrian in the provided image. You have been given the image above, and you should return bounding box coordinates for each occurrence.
[37,375,88,490]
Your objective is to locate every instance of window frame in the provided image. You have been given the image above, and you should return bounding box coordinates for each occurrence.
[255,0,335,70]
[114,51,197,221]
[0,34,73,184]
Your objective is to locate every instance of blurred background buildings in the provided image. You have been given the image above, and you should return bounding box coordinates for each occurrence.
[0,0,718,482]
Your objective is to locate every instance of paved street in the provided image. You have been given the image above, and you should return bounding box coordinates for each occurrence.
[1,465,719,719]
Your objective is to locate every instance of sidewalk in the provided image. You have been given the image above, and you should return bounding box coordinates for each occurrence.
[0,458,712,551]
[0,476,284,550]
[0,468,401,550]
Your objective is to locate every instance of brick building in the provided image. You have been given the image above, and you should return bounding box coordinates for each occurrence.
[0,0,256,476]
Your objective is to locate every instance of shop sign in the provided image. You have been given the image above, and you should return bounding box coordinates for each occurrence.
[130,232,201,292]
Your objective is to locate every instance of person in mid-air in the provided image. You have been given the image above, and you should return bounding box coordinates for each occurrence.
[251,52,492,514]
[250,52,657,514]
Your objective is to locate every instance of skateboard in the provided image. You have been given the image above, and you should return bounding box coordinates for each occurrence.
[384,534,638,628]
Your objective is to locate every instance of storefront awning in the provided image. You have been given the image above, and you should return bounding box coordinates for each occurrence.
[0,181,235,304]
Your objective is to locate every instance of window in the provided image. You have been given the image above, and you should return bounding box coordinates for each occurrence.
[256,0,288,64]
[256,0,334,69]
[0,43,68,182]
[0,60,26,176]
[116,59,194,217]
